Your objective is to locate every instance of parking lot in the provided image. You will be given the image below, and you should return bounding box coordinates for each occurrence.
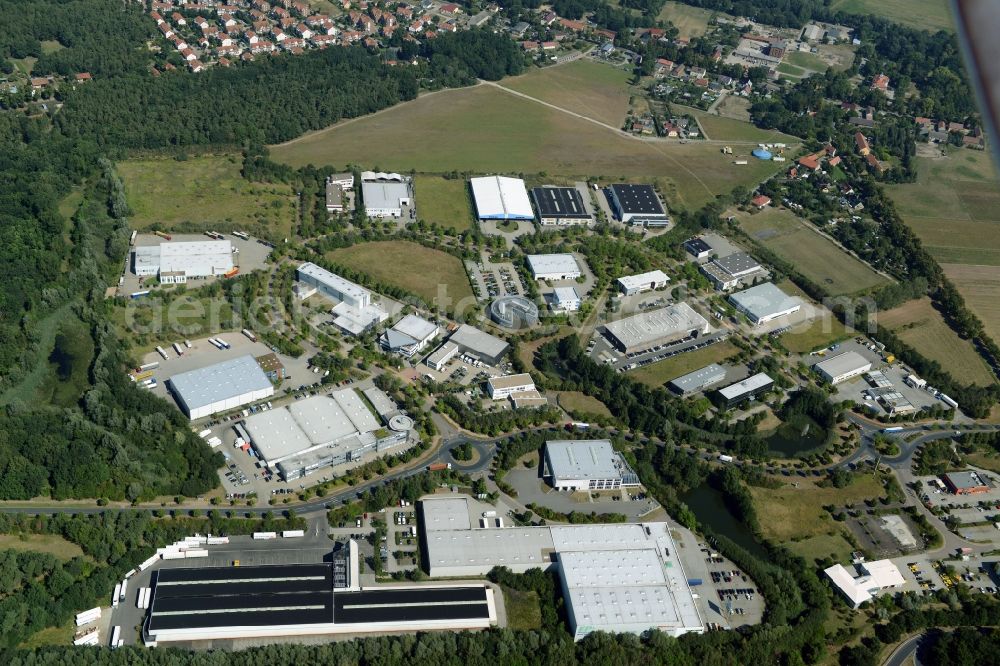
[465,255,528,303]
[670,527,766,630]
[504,467,661,521]
[139,333,314,412]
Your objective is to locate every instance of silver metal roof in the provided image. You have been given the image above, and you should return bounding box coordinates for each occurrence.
[168,355,272,412]
[728,282,803,321]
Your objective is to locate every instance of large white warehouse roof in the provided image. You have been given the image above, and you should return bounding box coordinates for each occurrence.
[168,356,273,416]
[470,176,534,220]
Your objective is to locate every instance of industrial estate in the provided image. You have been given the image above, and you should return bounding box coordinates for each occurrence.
[5,0,1000,664]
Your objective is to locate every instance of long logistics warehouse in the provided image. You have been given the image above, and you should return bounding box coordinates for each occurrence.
[419,496,704,641]
[143,561,497,644]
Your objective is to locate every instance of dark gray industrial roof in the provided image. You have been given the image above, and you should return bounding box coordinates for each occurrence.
[609,184,665,214]
[531,187,590,218]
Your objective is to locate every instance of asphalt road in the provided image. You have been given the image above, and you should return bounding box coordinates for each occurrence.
[883,633,924,666]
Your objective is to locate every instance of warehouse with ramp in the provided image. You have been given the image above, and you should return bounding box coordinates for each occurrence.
[134,240,235,284]
[603,303,712,354]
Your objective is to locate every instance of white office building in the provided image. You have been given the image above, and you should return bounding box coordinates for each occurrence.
[824,560,905,608]
[617,270,669,295]
[544,439,639,491]
[296,262,388,335]
[487,373,536,399]
[380,314,439,357]
[549,286,581,312]
[527,254,583,281]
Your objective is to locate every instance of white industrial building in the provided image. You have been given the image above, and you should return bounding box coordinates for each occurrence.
[419,497,704,640]
[296,262,388,335]
[617,270,669,295]
[544,439,639,491]
[824,560,905,608]
[486,373,536,399]
[549,286,581,312]
[716,372,774,408]
[668,363,728,395]
[603,302,712,354]
[527,254,583,281]
[241,390,408,481]
[380,314,439,358]
[134,240,234,283]
[470,176,534,220]
[167,355,274,420]
[815,351,872,384]
[425,341,460,370]
[360,172,412,218]
[728,282,803,325]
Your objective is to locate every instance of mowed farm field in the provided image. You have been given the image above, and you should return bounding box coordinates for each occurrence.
[502,59,633,127]
[738,207,889,296]
[325,240,474,306]
[879,298,995,385]
[414,176,475,232]
[830,0,953,32]
[678,106,798,143]
[118,155,297,236]
[887,149,1000,342]
[270,84,790,210]
[656,2,717,38]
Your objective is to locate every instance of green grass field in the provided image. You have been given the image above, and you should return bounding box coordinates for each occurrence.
[886,149,1000,342]
[503,59,633,127]
[326,240,474,306]
[656,1,717,38]
[678,105,799,143]
[414,176,474,232]
[739,207,888,296]
[501,587,542,630]
[555,391,612,418]
[629,340,738,387]
[40,40,64,55]
[0,534,86,560]
[786,533,854,564]
[781,317,852,354]
[751,475,884,543]
[18,622,75,649]
[831,0,953,32]
[113,294,235,355]
[783,51,828,72]
[776,63,806,79]
[270,85,791,211]
[879,298,996,386]
[117,154,297,237]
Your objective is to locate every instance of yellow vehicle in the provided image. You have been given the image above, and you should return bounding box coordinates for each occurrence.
[232,560,240,567]
[885,354,895,364]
